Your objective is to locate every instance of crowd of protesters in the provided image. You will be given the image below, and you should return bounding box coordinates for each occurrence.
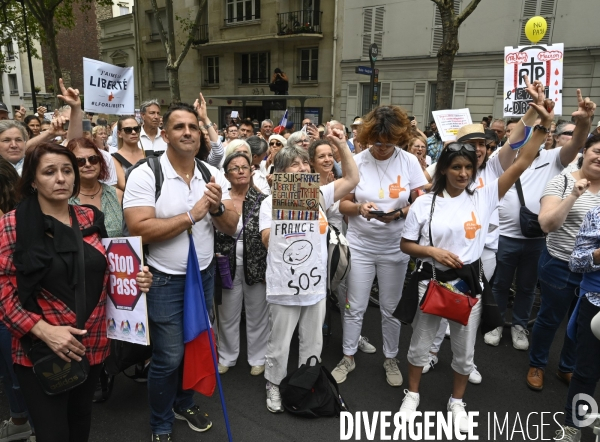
[0,74,598,442]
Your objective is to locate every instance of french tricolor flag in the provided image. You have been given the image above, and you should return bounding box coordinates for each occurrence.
[273,109,288,134]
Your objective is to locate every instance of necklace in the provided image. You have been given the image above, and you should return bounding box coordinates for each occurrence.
[370,148,397,199]
[80,184,101,199]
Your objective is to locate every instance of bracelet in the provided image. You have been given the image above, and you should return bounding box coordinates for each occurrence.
[356,202,362,216]
[187,211,196,225]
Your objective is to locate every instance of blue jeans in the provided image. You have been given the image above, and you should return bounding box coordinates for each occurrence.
[529,247,580,372]
[564,297,600,428]
[492,235,546,328]
[147,263,215,435]
[0,323,28,419]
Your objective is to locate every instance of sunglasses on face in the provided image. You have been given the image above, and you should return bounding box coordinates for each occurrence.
[374,142,395,148]
[76,155,101,167]
[121,126,141,134]
[558,130,574,136]
[446,142,476,152]
[270,141,283,147]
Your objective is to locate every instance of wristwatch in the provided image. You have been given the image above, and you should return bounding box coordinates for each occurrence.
[203,122,216,131]
[210,203,225,217]
[533,124,551,134]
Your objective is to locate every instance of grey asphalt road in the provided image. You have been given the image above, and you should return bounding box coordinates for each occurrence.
[1,302,598,442]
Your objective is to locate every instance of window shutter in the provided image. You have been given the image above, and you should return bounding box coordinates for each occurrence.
[373,6,384,57]
[380,82,391,106]
[431,1,460,55]
[493,80,504,117]
[362,8,373,59]
[519,0,556,45]
[412,81,428,127]
[346,83,359,125]
[152,60,167,82]
[452,80,468,109]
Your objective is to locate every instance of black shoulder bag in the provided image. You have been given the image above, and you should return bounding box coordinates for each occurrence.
[515,178,545,238]
[26,210,90,395]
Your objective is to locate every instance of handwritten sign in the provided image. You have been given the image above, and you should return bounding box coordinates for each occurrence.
[266,220,325,298]
[431,108,473,142]
[503,43,564,117]
[83,58,135,115]
[271,173,320,220]
[101,237,149,345]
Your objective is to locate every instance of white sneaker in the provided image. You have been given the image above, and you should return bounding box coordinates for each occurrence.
[358,336,376,354]
[444,323,451,338]
[447,399,470,433]
[484,326,503,346]
[383,358,403,387]
[331,356,355,384]
[399,389,420,417]
[511,325,529,351]
[553,424,581,441]
[0,419,32,441]
[266,383,284,413]
[218,363,229,374]
[469,366,482,384]
[422,353,438,374]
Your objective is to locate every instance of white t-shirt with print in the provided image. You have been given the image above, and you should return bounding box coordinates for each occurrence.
[259,181,334,306]
[403,180,500,270]
[499,147,564,239]
[346,148,428,254]
[474,155,504,251]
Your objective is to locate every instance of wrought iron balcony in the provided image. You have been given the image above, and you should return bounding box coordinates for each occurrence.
[193,24,209,45]
[277,10,322,35]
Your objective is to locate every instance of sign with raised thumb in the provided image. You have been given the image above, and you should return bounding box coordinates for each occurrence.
[525,16,547,44]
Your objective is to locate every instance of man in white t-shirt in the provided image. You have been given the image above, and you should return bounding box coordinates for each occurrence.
[487,91,594,357]
[123,102,238,440]
[139,99,168,156]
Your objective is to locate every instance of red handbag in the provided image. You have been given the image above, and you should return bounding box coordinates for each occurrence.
[419,194,479,326]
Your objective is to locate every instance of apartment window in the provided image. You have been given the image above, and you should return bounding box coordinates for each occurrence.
[205,56,219,85]
[299,48,318,82]
[5,42,14,61]
[431,1,461,54]
[519,0,556,45]
[225,0,260,24]
[148,9,168,41]
[151,59,168,88]
[8,74,18,95]
[240,52,269,84]
[362,6,384,59]
[119,5,129,15]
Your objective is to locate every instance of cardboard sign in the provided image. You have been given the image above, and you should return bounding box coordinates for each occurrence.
[503,43,564,117]
[83,58,135,115]
[271,173,320,220]
[101,237,149,345]
[266,220,325,298]
[431,109,473,142]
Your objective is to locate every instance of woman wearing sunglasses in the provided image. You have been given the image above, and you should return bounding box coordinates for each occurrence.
[397,84,555,431]
[112,116,145,191]
[68,137,123,238]
[259,134,287,187]
[334,106,428,388]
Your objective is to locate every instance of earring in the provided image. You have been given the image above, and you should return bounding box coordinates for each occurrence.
[31,186,37,193]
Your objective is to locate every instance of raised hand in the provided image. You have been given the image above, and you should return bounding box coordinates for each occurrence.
[193,92,209,124]
[572,89,596,122]
[527,82,555,125]
[56,78,81,108]
[571,178,590,198]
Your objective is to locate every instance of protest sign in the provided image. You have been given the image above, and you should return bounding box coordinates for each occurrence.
[265,220,325,298]
[101,236,149,345]
[503,43,564,117]
[431,109,473,142]
[271,172,320,220]
[83,58,134,115]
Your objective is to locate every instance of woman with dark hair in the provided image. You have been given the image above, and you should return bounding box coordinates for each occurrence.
[0,157,19,216]
[24,115,41,138]
[334,105,428,387]
[270,68,289,95]
[216,152,269,376]
[0,143,152,441]
[112,116,145,191]
[397,85,554,431]
[67,137,123,238]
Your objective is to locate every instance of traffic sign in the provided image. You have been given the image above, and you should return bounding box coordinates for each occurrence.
[369,43,379,62]
[355,66,373,75]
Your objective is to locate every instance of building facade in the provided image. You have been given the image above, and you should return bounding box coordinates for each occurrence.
[135,0,340,126]
[0,39,48,117]
[338,0,600,129]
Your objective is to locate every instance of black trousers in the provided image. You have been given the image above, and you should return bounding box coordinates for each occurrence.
[14,363,101,442]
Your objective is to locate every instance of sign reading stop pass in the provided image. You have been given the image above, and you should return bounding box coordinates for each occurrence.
[104,238,142,311]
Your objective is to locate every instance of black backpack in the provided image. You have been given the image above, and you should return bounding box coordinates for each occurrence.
[280,356,349,418]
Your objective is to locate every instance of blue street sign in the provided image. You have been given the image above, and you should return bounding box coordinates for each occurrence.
[355,66,373,75]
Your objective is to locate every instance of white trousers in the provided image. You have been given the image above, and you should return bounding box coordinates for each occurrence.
[217,265,269,367]
[342,248,409,358]
[429,248,496,353]
[264,298,326,385]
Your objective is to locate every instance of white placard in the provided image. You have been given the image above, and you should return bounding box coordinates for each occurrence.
[83,57,135,115]
[503,43,564,117]
[101,236,149,345]
[266,220,325,297]
[431,108,473,142]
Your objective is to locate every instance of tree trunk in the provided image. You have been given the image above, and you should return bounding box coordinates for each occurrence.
[43,19,62,108]
[435,8,459,111]
[167,66,181,103]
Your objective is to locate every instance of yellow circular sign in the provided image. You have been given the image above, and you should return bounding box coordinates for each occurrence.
[525,16,547,44]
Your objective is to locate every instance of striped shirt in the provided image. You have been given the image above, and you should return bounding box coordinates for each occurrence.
[543,172,600,261]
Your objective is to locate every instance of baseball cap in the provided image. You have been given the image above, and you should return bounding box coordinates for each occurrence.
[0,102,9,113]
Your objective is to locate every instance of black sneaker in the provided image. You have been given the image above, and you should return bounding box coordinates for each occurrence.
[132,361,150,383]
[173,405,212,432]
[151,434,172,441]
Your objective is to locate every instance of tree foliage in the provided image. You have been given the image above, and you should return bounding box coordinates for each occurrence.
[0,1,42,74]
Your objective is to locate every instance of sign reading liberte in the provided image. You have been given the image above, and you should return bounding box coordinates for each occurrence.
[271,173,320,220]
[83,57,134,115]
